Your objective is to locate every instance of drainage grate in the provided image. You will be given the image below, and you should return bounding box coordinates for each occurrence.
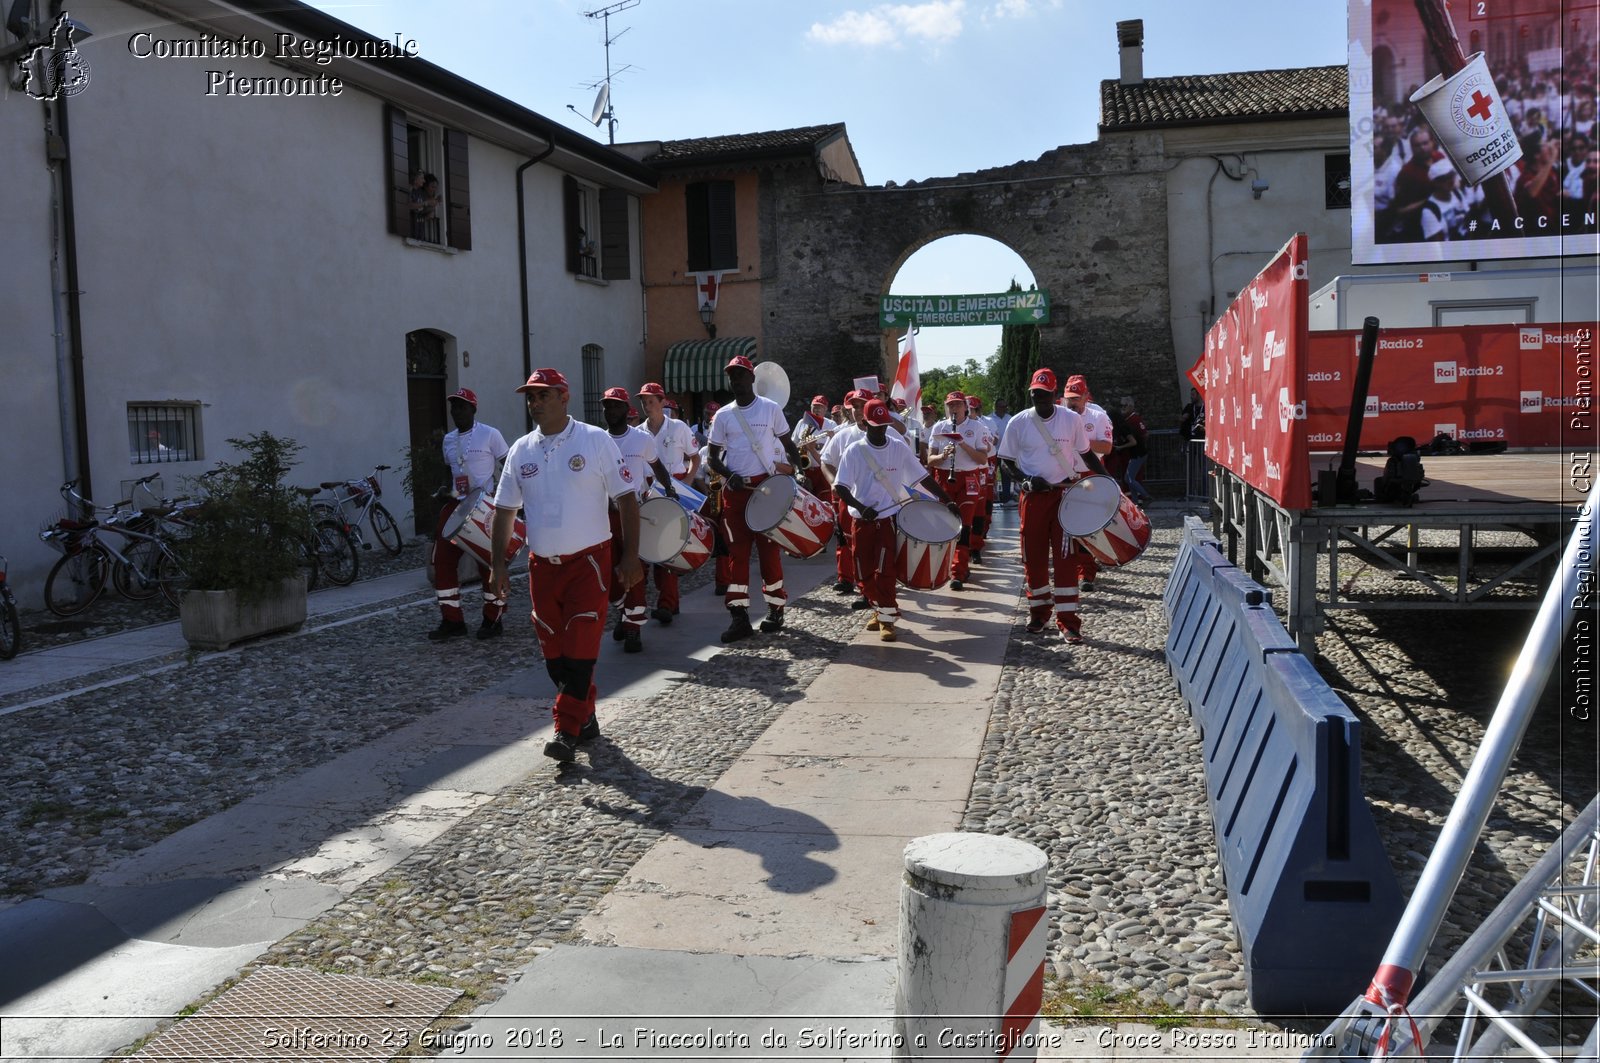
[131,966,460,1060]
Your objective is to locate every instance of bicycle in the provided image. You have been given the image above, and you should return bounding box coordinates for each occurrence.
[0,552,20,659]
[311,464,403,557]
[40,479,191,615]
[292,487,360,588]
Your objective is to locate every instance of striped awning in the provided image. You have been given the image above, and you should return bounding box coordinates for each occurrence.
[662,336,758,394]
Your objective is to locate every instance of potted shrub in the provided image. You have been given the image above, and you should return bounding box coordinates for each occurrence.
[177,432,313,650]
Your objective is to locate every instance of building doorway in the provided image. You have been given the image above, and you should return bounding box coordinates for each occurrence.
[406,329,450,536]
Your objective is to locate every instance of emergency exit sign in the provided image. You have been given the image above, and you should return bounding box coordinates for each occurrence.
[880,290,1051,328]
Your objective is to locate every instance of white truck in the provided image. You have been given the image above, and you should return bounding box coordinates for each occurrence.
[1308,264,1598,331]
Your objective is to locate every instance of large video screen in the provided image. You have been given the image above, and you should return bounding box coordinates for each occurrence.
[1350,0,1599,264]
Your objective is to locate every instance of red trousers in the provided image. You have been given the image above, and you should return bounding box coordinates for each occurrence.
[834,497,856,585]
[432,499,506,624]
[851,516,899,622]
[649,474,694,615]
[934,469,985,580]
[608,508,648,633]
[528,540,610,735]
[1018,486,1085,634]
[719,478,787,612]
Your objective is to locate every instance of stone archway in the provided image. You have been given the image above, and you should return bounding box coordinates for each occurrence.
[757,134,1176,413]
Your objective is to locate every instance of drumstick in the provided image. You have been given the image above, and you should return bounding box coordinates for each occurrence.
[1413,0,1519,226]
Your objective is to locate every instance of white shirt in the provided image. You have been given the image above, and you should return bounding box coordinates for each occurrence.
[496,418,634,556]
[980,412,1010,449]
[834,433,928,520]
[821,422,864,472]
[999,406,1092,482]
[793,412,836,449]
[607,425,659,496]
[929,416,992,472]
[646,416,697,477]
[1078,402,1114,450]
[708,395,790,478]
[443,422,509,496]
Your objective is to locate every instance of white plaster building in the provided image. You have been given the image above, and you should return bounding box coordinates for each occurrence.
[1,0,656,606]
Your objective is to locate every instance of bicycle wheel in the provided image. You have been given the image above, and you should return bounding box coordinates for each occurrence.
[45,547,108,616]
[155,547,190,608]
[315,519,359,586]
[370,503,403,556]
[296,532,320,592]
[0,596,19,659]
[112,539,163,600]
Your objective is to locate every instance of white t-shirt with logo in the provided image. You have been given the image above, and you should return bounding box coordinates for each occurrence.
[833,434,929,520]
[709,396,790,478]
[1079,402,1114,450]
[821,423,864,473]
[999,406,1092,483]
[443,422,510,496]
[496,418,633,556]
[607,425,659,496]
[929,416,992,472]
[647,416,697,477]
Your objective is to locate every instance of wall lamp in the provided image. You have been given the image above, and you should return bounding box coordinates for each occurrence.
[699,300,717,340]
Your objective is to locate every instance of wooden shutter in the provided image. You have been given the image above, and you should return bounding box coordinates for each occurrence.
[706,180,736,270]
[384,104,409,236]
[563,175,581,274]
[685,182,710,272]
[599,188,630,280]
[444,128,471,250]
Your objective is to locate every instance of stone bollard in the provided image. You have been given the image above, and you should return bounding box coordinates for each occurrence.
[894,832,1049,1061]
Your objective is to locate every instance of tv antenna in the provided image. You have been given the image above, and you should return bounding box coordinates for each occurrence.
[566,0,638,145]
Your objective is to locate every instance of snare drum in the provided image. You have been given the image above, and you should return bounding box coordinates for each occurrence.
[637,495,714,575]
[1074,493,1152,568]
[895,500,962,590]
[744,476,836,559]
[1057,474,1122,537]
[444,489,527,567]
[668,478,709,515]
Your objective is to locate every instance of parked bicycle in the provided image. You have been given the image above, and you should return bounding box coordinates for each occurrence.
[292,486,360,588]
[0,552,20,659]
[40,478,191,616]
[310,464,403,557]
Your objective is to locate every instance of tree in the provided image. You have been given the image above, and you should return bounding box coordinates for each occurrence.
[992,279,1042,412]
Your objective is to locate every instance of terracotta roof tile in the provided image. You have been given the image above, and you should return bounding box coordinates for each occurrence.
[1100,66,1348,131]
[645,124,847,165]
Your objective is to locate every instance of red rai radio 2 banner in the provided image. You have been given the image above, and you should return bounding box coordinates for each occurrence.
[1189,234,1312,509]
[1350,0,1599,265]
[1303,322,1598,449]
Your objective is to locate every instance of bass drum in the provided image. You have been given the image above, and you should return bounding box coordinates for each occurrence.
[638,495,714,575]
[1057,474,1122,537]
[444,489,526,567]
[744,475,836,559]
[894,500,962,590]
[1074,493,1152,568]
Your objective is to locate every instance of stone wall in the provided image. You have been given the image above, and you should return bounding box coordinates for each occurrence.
[756,133,1177,417]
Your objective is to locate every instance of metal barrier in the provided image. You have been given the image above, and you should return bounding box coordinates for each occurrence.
[1165,517,1403,1014]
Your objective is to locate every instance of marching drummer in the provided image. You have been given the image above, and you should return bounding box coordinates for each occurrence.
[794,395,837,504]
[490,368,641,765]
[429,387,510,642]
[821,389,870,602]
[603,386,675,654]
[1062,374,1115,592]
[832,399,957,642]
[998,368,1107,645]
[707,355,803,644]
[928,390,992,591]
[639,382,699,626]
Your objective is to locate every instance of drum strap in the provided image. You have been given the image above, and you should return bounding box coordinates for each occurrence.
[860,446,911,513]
[732,406,775,477]
[1028,411,1074,484]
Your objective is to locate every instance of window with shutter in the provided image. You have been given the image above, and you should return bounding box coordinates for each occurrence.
[384,106,470,249]
[564,175,601,278]
[599,189,630,280]
[685,180,737,272]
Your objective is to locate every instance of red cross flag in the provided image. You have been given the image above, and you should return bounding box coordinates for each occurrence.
[691,270,730,313]
[891,326,921,415]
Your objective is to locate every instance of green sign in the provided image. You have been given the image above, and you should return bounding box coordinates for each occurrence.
[879,290,1051,328]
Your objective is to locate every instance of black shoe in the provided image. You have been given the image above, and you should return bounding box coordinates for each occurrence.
[1025,618,1047,634]
[428,619,469,641]
[850,597,872,611]
[1081,581,1096,592]
[721,607,753,643]
[971,550,983,565]
[623,632,643,653]
[1063,629,1085,645]
[544,731,579,763]
[652,607,673,625]
[950,579,964,590]
[833,579,854,594]
[759,607,785,633]
[612,623,628,642]
[476,619,503,640]
[578,715,601,742]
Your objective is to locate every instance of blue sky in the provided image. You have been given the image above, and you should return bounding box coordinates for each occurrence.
[308,0,1351,368]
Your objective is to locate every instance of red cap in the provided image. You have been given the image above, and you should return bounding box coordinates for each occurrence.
[945,391,966,406]
[921,402,935,412]
[811,394,828,407]
[517,369,569,394]
[602,386,630,403]
[665,398,680,410]
[628,406,639,419]
[847,390,869,404]
[1064,374,1089,397]
[967,396,984,410]
[705,401,721,414]
[637,382,666,398]
[1029,368,1058,393]
[725,355,756,374]
[862,399,892,426]
[448,387,478,408]
[892,397,907,410]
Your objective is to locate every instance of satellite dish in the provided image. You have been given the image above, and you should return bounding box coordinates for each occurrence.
[589,82,610,126]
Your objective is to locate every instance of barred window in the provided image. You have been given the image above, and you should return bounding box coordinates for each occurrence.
[1325,153,1352,209]
[128,402,202,464]
[581,344,604,426]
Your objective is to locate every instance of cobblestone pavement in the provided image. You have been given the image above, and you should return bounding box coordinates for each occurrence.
[2,508,1591,1043]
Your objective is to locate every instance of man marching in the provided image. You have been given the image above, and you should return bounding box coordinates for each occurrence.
[928,391,992,591]
[602,386,674,654]
[794,394,837,504]
[638,382,699,624]
[706,356,803,643]
[429,387,510,641]
[821,390,870,600]
[998,368,1107,644]
[832,400,958,642]
[490,369,641,764]
[1062,375,1115,592]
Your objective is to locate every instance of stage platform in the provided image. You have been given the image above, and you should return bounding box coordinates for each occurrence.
[1209,450,1593,653]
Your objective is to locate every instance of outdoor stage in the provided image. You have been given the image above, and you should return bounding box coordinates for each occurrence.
[1209,449,1593,653]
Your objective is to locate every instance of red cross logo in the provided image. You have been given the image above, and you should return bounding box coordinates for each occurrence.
[696,273,720,307]
[1467,90,1494,122]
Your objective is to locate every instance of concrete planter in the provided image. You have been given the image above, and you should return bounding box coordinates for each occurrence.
[179,575,308,650]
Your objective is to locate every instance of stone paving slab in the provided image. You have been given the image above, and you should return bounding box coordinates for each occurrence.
[747,700,991,759]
